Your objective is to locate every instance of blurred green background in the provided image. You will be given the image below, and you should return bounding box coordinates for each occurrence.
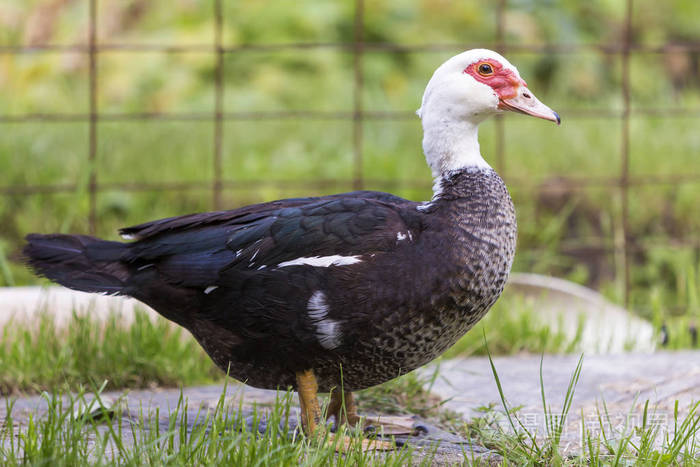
[1,0,699,322]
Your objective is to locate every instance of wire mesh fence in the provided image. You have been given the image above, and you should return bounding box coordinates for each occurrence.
[1,0,699,311]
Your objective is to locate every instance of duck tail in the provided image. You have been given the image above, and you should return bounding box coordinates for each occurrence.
[23,233,129,295]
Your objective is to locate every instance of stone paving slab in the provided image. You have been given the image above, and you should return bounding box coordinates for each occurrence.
[423,351,700,453]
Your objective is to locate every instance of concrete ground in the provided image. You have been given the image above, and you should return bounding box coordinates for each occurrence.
[423,351,700,454]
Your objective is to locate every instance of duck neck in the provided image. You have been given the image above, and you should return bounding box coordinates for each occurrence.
[422,117,491,200]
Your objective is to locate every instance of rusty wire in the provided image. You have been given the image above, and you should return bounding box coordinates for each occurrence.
[1,0,699,305]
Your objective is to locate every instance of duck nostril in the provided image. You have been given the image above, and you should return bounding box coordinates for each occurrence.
[523,92,531,99]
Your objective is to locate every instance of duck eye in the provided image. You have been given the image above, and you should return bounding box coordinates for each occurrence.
[478,63,493,76]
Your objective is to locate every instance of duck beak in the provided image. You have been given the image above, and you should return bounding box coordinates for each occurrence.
[498,86,561,125]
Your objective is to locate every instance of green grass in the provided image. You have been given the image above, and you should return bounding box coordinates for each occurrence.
[2,346,699,465]
[0,383,421,466]
[0,308,222,396]
[460,350,700,465]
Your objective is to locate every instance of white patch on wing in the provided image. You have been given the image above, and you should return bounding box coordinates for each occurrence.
[96,290,121,296]
[396,231,414,242]
[307,291,341,350]
[307,291,328,320]
[136,263,153,271]
[204,286,218,294]
[120,233,137,240]
[277,255,362,268]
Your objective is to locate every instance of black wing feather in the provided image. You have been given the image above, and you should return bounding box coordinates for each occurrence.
[119,192,418,290]
[119,191,411,240]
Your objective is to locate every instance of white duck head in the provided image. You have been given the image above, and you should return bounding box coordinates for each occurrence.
[418,49,559,177]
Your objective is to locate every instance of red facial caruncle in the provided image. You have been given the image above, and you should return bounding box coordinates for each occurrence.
[464,59,527,105]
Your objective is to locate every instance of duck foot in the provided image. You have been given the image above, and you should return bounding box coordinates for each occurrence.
[296,370,396,452]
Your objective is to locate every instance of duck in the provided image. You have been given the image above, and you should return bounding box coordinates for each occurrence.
[24,49,559,448]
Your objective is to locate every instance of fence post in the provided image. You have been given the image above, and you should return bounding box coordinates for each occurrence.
[494,0,507,176]
[213,0,224,210]
[620,0,633,308]
[88,0,98,235]
[353,0,364,191]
